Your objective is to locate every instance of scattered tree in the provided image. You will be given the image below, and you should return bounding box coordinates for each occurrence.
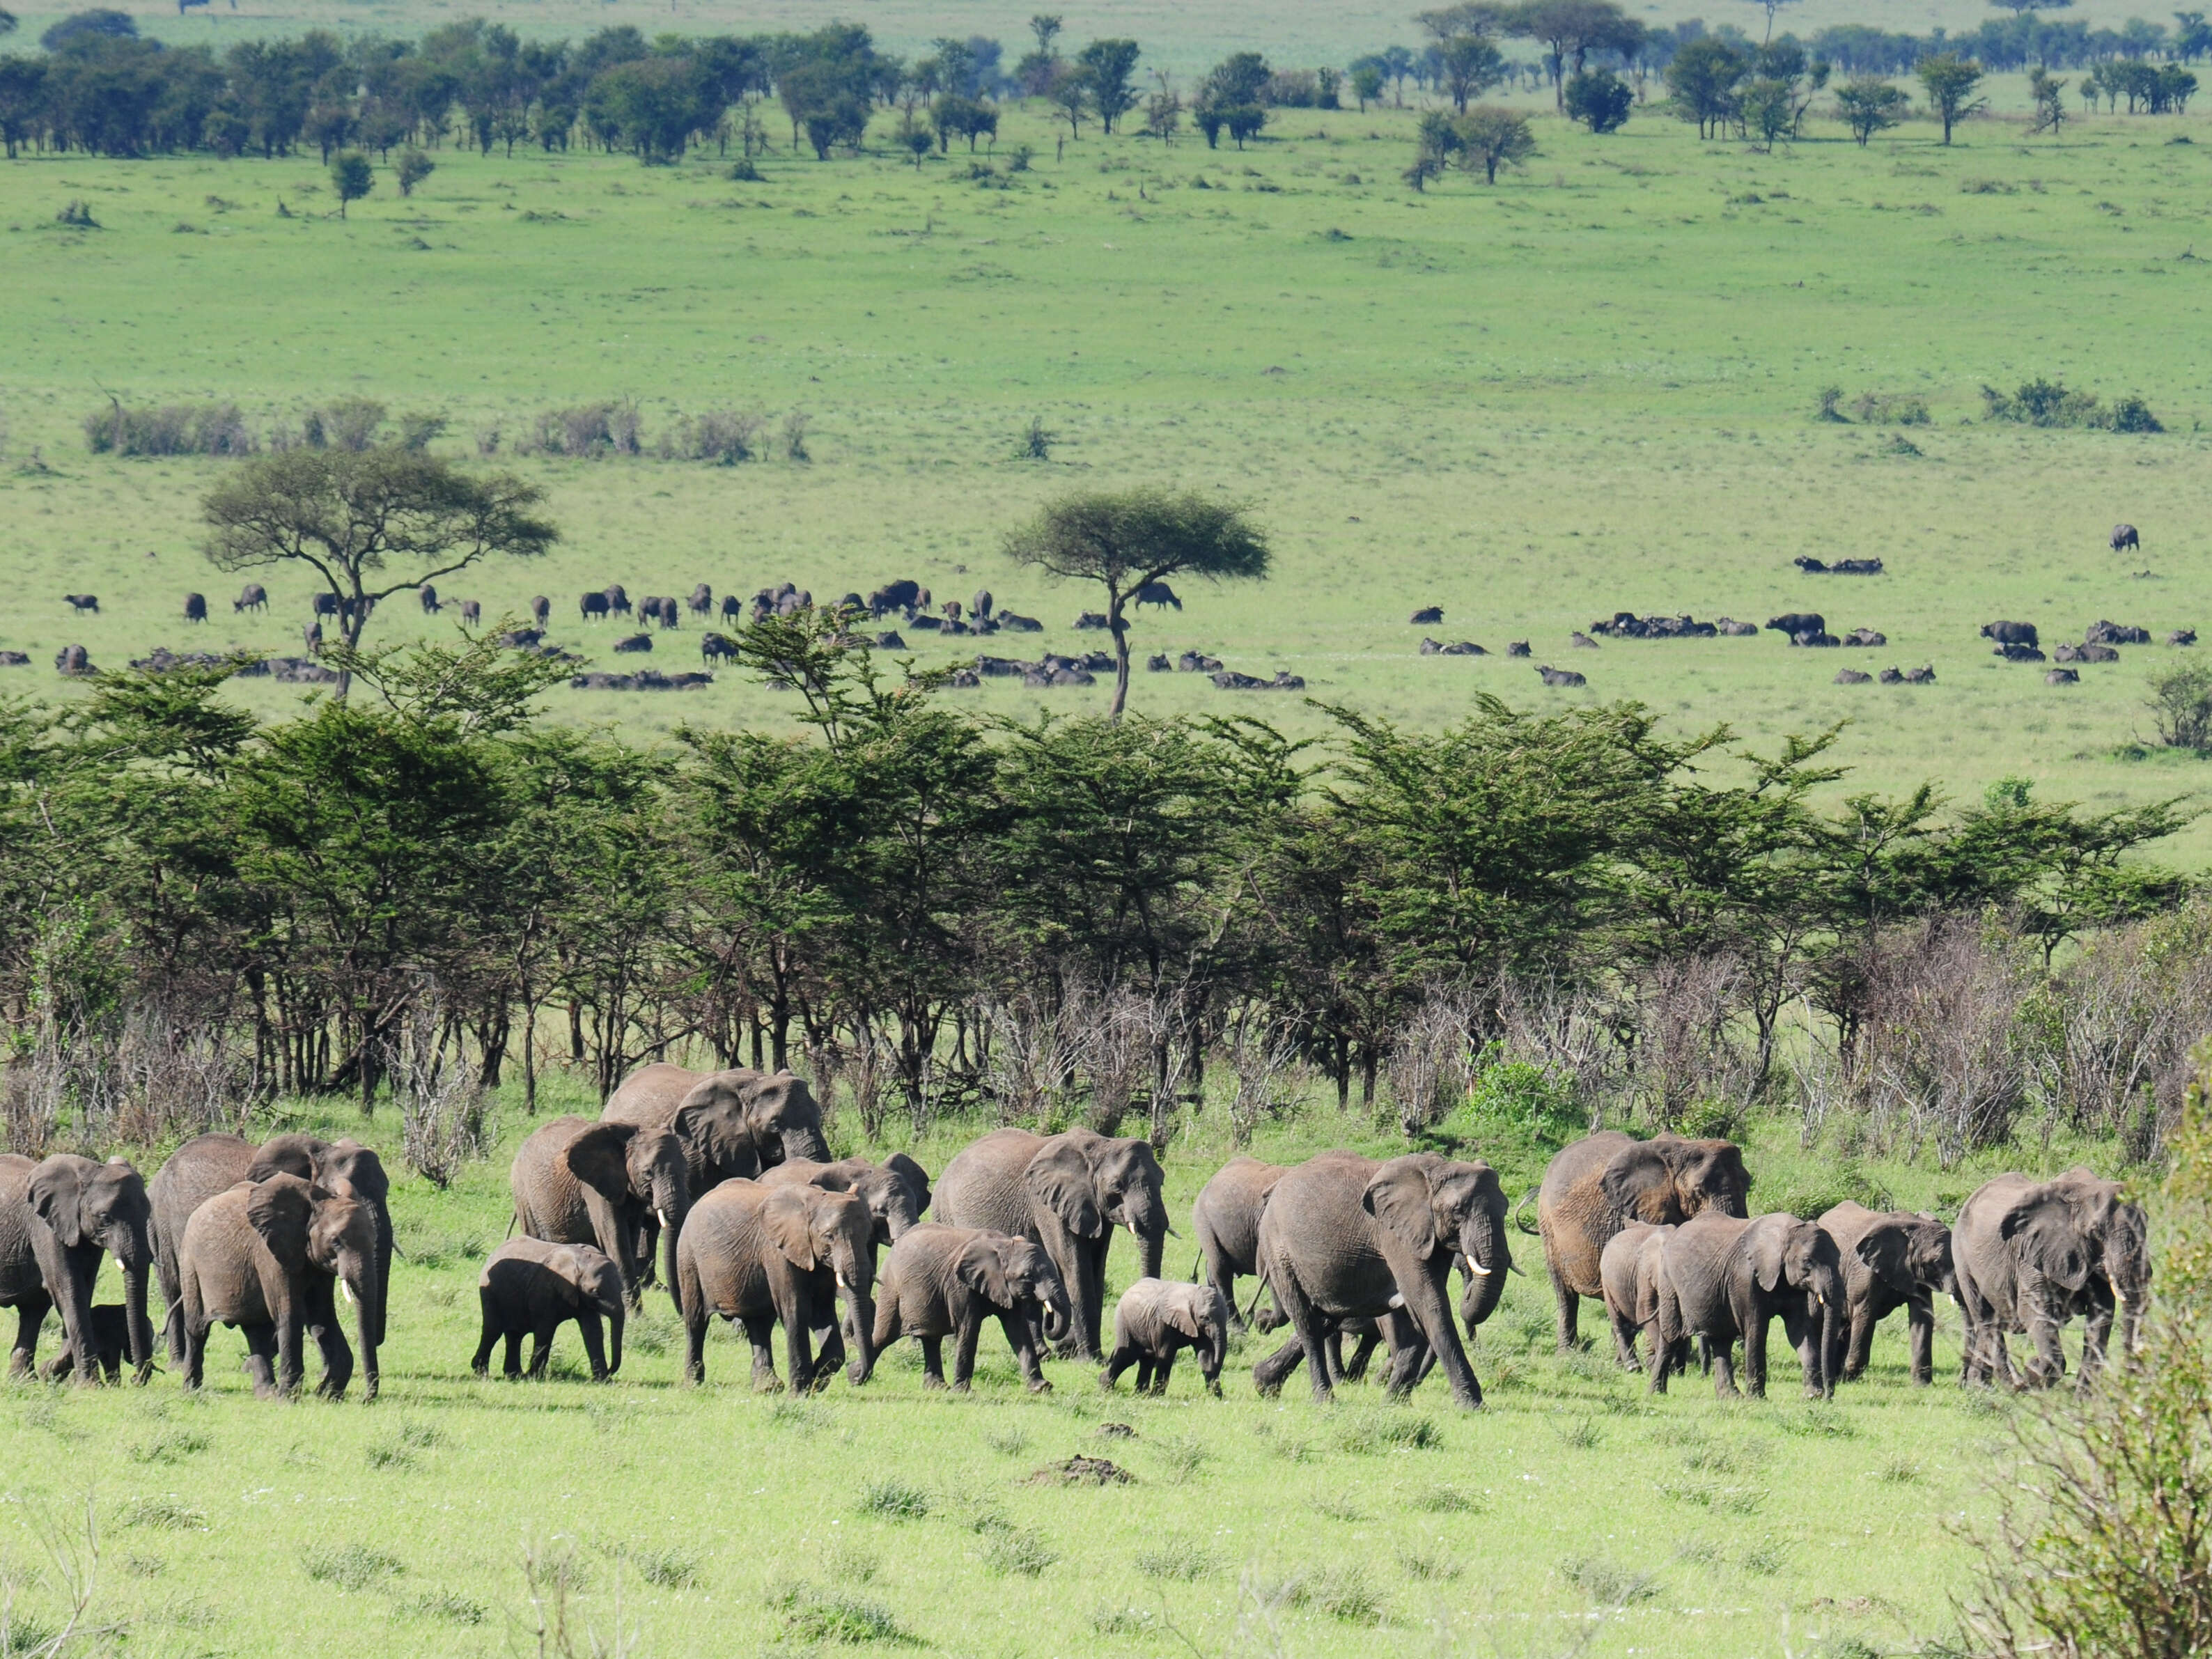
[329,150,373,217]
[1835,76,1909,144]
[2027,67,2070,133]
[1003,488,1270,720]
[1454,104,1537,182]
[1666,36,1750,137]
[1076,38,1141,132]
[1917,53,1987,144]
[1564,67,1633,131]
[1438,31,1505,112]
[396,148,435,196]
[1349,62,1385,109]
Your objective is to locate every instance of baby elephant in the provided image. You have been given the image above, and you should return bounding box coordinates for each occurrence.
[1599,1221,1692,1391]
[1104,1279,1231,1396]
[872,1224,1070,1392]
[473,1238,625,1382]
[40,1304,132,1384]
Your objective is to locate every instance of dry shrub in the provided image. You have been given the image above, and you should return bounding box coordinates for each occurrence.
[527,401,643,459]
[3,1006,260,1155]
[2036,905,2212,1160]
[1075,989,1156,1137]
[1224,1001,1300,1146]
[1627,955,1762,1132]
[384,997,493,1190]
[1386,987,1473,1135]
[663,409,763,465]
[1487,974,1621,1123]
[84,403,257,458]
[302,398,387,452]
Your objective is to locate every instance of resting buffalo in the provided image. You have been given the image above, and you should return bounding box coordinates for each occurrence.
[2170,630,2197,647]
[1835,669,1871,684]
[2111,523,2140,553]
[1993,643,2046,662]
[612,633,653,654]
[1074,612,1110,630]
[2053,643,2118,664]
[1841,628,1885,648]
[1410,606,1444,625]
[1537,664,1586,687]
[2047,668,2080,685]
[1981,620,2037,647]
[999,613,1043,633]
[1507,641,1531,657]
[2084,620,2151,646]
[1766,613,1824,638]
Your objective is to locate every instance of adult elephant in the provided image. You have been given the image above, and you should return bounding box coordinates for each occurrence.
[602,1063,831,1187]
[1953,1169,2149,1389]
[178,1174,380,1399]
[1819,1201,1955,1385]
[511,1118,691,1308]
[1662,1211,1842,1401]
[1251,1151,1511,1410]
[150,1132,394,1366]
[0,1153,156,1385]
[759,1155,930,1247]
[676,1178,876,1391]
[1192,1156,1288,1327]
[1534,1130,1752,1352]
[933,1128,1167,1363]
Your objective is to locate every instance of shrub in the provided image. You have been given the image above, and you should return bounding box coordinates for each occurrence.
[1852,391,1931,425]
[1982,377,2162,432]
[1564,69,1633,132]
[396,149,435,197]
[2147,660,2212,751]
[774,1582,915,1644]
[304,397,387,453]
[528,401,642,458]
[84,403,256,458]
[664,409,763,465]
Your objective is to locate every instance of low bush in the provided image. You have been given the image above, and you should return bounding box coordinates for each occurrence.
[84,403,256,457]
[1982,377,2162,432]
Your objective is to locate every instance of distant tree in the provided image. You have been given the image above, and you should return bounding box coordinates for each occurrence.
[1453,104,1536,181]
[1143,86,1181,139]
[1989,0,2069,14]
[1835,75,1908,143]
[1076,38,1141,132]
[1047,64,1089,135]
[1745,0,1800,43]
[932,93,995,150]
[1509,0,1642,109]
[1224,103,1267,146]
[40,7,133,49]
[1438,31,1504,111]
[203,448,557,698]
[1917,53,1986,143]
[1666,36,1749,136]
[0,9,15,35]
[1564,66,1633,130]
[2027,66,2069,132]
[900,114,931,165]
[396,148,435,195]
[1204,50,1271,108]
[329,150,373,217]
[2179,10,2212,62]
[1349,61,1386,109]
[1003,488,1270,720]
[1740,75,1795,145]
[1029,14,1062,55]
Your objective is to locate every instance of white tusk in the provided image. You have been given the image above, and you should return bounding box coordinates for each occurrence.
[836,1272,850,1291]
[657,1208,669,1229]
[340,1280,355,1306]
[1466,1259,1493,1277]
[1387,1293,1405,1310]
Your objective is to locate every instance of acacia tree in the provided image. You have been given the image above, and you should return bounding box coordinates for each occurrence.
[1438,31,1504,111]
[1454,105,1536,182]
[1075,38,1140,132]
[1003,488,1270,720]
[1835,75,1908,144]
[1917,53,1986,143]
[202,447,557,697]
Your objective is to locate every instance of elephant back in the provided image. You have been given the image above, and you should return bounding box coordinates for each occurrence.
[935,1130,1049,1241]
[1954,1173,2036,1318]
[0,1154,40,1297]
[149,1134,256,1295]
[178,1183,277,1325]
[1660,1211,1750,1334]
[604,1063,707,1129]
[1194,1158,1288,1269]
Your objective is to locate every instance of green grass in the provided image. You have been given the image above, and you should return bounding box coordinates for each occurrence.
[6,97,2212,854]
[0,1069,2112,1656]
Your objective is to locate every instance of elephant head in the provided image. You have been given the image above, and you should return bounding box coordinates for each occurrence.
[959,1233,1071,1335]
[1751,1215,1841,1396]
[28,1155,157,1384]
[2004,1170,2152,1357]
[763,1185,876,1385]
[550,1243,627,1377]
[253,1136,392,1350]
[849,1156,930,1244]
[671,1070,830,1176]
[563,1123,692,1302]
[1027,1130,1169,1282]
[1363,1154,1513,1334]
[1600,1134,1752,1230]
[1855,1214,1956,1302]
[1169,1285,1233,1389]
[247,1174,381,1399]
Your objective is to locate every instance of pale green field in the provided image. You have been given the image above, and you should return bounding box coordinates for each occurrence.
[7,100,2212,852]
[0,1080,2073,1659]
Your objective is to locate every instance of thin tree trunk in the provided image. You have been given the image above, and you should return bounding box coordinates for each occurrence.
[1107,591,1132,721]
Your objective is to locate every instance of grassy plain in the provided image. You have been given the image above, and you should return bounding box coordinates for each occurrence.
[0,1077,2103,1659]
[6,100,2212,852]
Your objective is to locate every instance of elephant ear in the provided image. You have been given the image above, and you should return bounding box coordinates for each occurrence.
[1853,1222,1915,1299]
[762,1190,819,1272]
[1750,1221,1789,1295]
[1599,1143,1676,1228]
[885,1152,932,1214]
[672,1082,761,1180]
[560,1123,637,1201]
[547,1247,594,1307]
[245,1176,316,1268]
[24,1160,86,1247]
[2002,1194,2090,1292]
[955,1236,1014,1306]
[1025,1139,1104,1239]
[1163,1294,1208,1343]
[1362,1157,1442,1259]
[247,1133,324,1184]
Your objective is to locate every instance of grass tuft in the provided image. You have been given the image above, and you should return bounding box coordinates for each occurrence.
[118,1499,206,1532]
[127,1430,210,1465]
[1561,1553,1659,1607]
[408,1589,487,1624]
[1134,1544,1216,1581]
[1308,1565,1386,1625]
[981,1526,1059,1577]
[857,1479,930,1520]
[627,1545,702,1589]
[302,1543,403,1591]
[1553,1415,1604,1449]
[774,1580,917,1645]
[1411,1483,1483,1513]
[1399,1547,1462,1582]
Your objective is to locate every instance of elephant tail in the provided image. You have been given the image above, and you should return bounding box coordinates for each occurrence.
[1513,1185,1543,1237]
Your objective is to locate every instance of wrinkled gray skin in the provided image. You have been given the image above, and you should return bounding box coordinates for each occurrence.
[1252,1151,1512,1410]
[511,1117,692,1309]
[178,1174,380,1400]
[0,1153,156,1385]
[1599,1220,1690,1389]
[41,1302,132,1384]
[474,1237,626,1382]
[760,1155,930,1247]
[676,1178,877,1391]
[1953,1168,2149,1389]
[1105,1277,1233,1396]
[1819,1201,1956,1385]
[150,1132,394,1378]
[1663,1211,1842,1400]
[934,1128,1167,1363]
[1534,1130,1752,1353]
[871,1223,1070,1392]
[1192,1156,1288,1327]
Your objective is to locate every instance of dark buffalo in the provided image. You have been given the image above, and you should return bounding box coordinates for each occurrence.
[1715,619,1758,636]
[1410,605,1444,625]
[2170,630,2197,647]
[2085,620,2151,646]
[420,584,442,614]
[63,593,99,614]
[689,584,712,617]
[1074,612,1110,630]
[55,644,93,675]
[1536,665,1586,687]
[2047,668,2080,685]
[582,591,612,622]
[875,631,905,649]
[1835,669,1871,684]
[183,592,207,624]
[1147,653,1173,671]
[1766,612,1825,637]
[314,592,341,618]
[532,595,552,626]
[612,633,653,654]
[1981,621,2038,647]
[235,583,267,614]
[1569,632,1600,650]
[1506,641,1531,657]
[1841,628,1885,648]
[972,589,994,620]
[605,584,632,616]
[999,613,1043,632]
[1993,642,2046,662]
[869,579,922,617]
[497,628,545,649]
[721,594,743,621]
[701,632,738,663]
[2111,523,2140,554]
[460,600,482,627]
[1135,581,1181,612]
[2054,642,2118,664]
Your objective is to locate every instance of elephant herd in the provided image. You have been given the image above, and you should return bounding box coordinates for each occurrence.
[0,1099,2149,1412]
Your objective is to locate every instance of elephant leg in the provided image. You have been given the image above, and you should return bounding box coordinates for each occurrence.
[182,1316,208,1392]
[311,1315,355,1401]
[243,1323,283,1399]
[2078,1303,2113,1387]
[1270,1268,1337,1405]
[1546,1239,1582,1353]
[1782,1307,1821,1399]
[2026,1307,2066,1389]
[811,1309,846,1381]
[504,1331,526,1378]
[682,1299,708,1385]
[1708,1332,1740,1399]
[1907,1299,1934,1387]
[273,1308,304,1397]
[1152,1351,1175,1396]
[1741,1309,1770,1399]
[1608,1307,1640,1371]
[472,1292,499,1377]
[577,1310,609,1381]
[528,1323,557,1378]
[1251,1336,1306,1396]
[919,1334,947,1389]
[1381,1311,1429,1400]
[1642,1321,1670,1394]
[1103,1342,1138,1390]
[1132,1355,1153,1392]
[1341,1326,1381,1385]
[742,1316,779,1390]
[951,1312,983,1392]
[1844,1302,1877,1382]
[999,1311,1050,1392]
[8,1291,51,1378]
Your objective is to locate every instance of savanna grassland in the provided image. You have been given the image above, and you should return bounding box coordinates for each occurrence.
[0,1080,2083,1659]
[6,96,2212,852]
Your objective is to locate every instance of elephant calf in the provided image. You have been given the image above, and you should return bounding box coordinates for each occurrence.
[676,1178,876,1392]
[872,1224,1069,1393]
[1663,1211,1842,1401]
[1105,1279,1232,1396]
[1599,1221,1690,1390]
[474,1238,625,1382]
[40,1303,131,1384]
[1819,1201,1955,1385]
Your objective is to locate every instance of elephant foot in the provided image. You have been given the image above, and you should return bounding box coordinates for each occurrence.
[1025,1378,1053,1394]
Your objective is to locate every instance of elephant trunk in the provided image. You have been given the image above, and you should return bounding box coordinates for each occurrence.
[1819,1299,1837,1399]
[1458,1214,1510,1332]
[784,1124,832,1165]
[122,1262,155,1385]
[844,1283,877,1385]
[353,1259,381,1401]
[662,1207,685,1317]
[607,1302,625,1377]
[1041,1296,1072,1345]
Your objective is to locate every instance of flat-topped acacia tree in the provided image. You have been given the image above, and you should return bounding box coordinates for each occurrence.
[1002,488,1271,719]
[203,446,557,699]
